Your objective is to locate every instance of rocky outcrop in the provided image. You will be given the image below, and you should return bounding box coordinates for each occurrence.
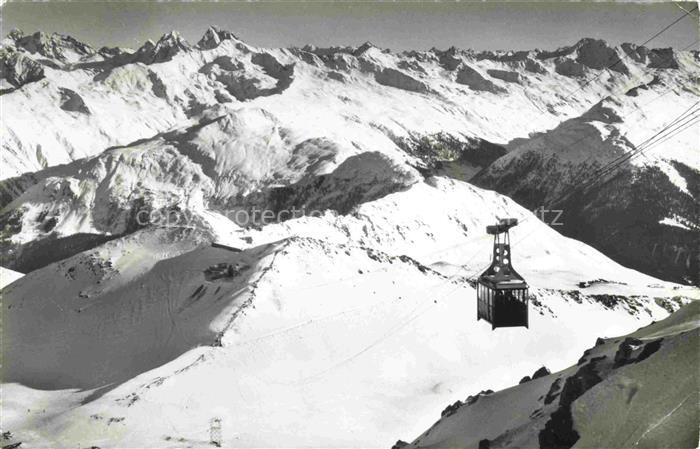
[352,41,376,57]
[648,48,679,69]
[375,67,429,93]
[524,58,547,74]
[554,58,587,77]
[0,48,45,88]
[455,64,505,93]
[435,47,463,71]
[135,31,190,64]
[197,26,239,50]
[327,71,346,82]
[539,357,605,449]
[326,53,359,71]
[487,69,522,84]
[8,29,96,62]
[147,70,168,98]
[199,55,289,101]
[58,88,89,114]
[621,44,679,69]
[532,366,551,379]
[251,52,295,90]
[621,43,648,63]
[97,46,130,59]
[575,38,628,74]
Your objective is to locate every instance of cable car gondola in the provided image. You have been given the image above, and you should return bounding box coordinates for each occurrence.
[477,218,529,330]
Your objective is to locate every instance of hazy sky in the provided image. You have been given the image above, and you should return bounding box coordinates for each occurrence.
[1,1,698,52]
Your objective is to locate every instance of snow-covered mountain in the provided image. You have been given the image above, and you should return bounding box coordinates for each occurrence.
[1,27,698,283]
[472,79,699,285]
[1,26,698,448]
[398,301,699,449]
[2,174,698,448]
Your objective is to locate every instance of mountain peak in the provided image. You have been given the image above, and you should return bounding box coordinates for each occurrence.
[6,28,24,42]
[135,31,190,64]
[197,25,239,50]
[353,41,377,56]
[574,37,608,48]
[7,30,95,62]
[157,30,188,45]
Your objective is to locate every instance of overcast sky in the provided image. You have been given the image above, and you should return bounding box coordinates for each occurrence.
[1,1,698,52]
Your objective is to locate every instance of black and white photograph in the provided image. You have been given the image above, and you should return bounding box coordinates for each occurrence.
[0,1,698,448]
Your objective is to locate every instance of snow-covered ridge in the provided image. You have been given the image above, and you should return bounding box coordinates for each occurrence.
[1,26,696,178]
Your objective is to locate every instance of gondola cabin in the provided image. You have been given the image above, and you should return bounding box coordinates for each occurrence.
[477,218,529,330]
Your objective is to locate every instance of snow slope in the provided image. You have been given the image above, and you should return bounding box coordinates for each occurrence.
[0,266,22,288]
[400,301,699,449]
[2,176,697,448]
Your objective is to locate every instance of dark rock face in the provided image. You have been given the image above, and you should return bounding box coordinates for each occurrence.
[648,48,679,69]
[136,32,190,64]
[250,52,295,90]
[147,70,168,99]
[455,64,506,93]
[435,47,463,71]
[466,389,494,406]
[614,337,663,368]
[375,67,429,93]
[539,358,604,449]
[544,377,563,405]
[487,69,522,84]
[621,43,649,63]
[575,38,628,74]
[353,41,376,57]
[391,440,409,449]
[524,58,547,74]
[532,366,551,379]
[555,58,587,77]
[97,46,129,59]
[478,439,491,449]
[519,375,532,384]
[440,400,464,418]
[564,165,699,285]
[58,88,90,114]
[0,49,45,88]
[472,116,699,285]
[613,337,643,367]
